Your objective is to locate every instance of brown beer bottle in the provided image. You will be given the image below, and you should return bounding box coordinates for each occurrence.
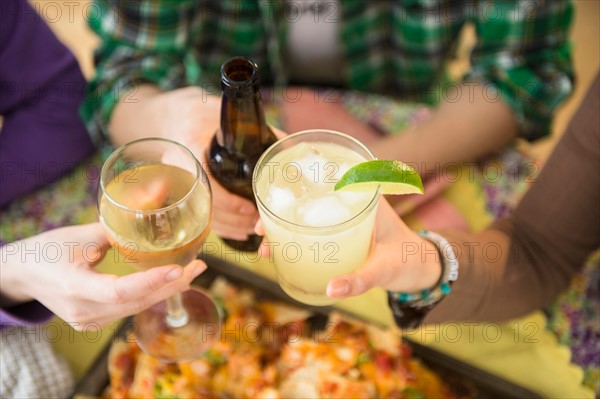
[207,56,277,251]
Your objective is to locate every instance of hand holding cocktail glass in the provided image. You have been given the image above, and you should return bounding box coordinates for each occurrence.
[252,129,427,306]
[255,199,441,299]
[98,138,221,362]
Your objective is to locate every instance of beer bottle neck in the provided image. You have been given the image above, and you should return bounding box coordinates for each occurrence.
[218,88,272,154]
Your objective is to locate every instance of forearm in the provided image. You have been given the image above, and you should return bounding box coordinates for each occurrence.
[0,243,33,307]
[108,84,222,149]
[371,83,518,172]
[423,228,519,323]
[108,84,173,146]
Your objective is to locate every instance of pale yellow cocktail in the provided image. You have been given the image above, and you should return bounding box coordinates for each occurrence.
[253,130,379,305]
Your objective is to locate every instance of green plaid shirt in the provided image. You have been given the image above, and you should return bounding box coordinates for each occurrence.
[82,0,573,144]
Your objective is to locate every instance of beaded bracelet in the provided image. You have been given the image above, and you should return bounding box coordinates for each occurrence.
[388,231,459,328]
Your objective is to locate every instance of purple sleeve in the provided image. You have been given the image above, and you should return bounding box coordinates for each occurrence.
[0,0,95,208]
[0,1,94,327]
[0,302,54,330]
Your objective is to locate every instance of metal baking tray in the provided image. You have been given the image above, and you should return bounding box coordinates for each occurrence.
[73,254,541,399]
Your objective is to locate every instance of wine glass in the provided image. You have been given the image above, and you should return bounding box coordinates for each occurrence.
[98,138,221,362]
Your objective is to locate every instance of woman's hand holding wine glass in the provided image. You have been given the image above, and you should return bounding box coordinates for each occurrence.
[0,223,205,330]
[98,138,221,362]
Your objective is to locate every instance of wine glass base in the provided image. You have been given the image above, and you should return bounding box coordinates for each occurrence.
[134,287,221,363]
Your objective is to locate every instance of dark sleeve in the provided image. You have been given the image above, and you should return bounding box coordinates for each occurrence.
[0,0,95,207]
[0,301,53,330]
[427,74,600,322]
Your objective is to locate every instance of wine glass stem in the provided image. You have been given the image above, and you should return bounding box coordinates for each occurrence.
[166,292,189,328]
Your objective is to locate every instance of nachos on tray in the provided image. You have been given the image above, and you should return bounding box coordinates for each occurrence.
[107,278,459,399]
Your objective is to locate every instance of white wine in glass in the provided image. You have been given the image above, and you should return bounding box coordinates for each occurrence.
[98,138,220,362]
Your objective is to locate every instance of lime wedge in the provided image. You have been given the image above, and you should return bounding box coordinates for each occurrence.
[334,160,424,195]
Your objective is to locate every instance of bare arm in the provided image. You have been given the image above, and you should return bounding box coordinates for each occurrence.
[371,83,518,173]
[109,85,217,148]
[108,84,169,146]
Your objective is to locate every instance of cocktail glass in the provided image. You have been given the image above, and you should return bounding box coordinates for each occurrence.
[253,130,380,306]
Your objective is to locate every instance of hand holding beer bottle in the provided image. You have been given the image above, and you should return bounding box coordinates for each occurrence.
[207,57,278,251]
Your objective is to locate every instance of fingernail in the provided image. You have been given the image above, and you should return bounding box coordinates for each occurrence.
[165,266,183,281]
[327,279,350,297]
